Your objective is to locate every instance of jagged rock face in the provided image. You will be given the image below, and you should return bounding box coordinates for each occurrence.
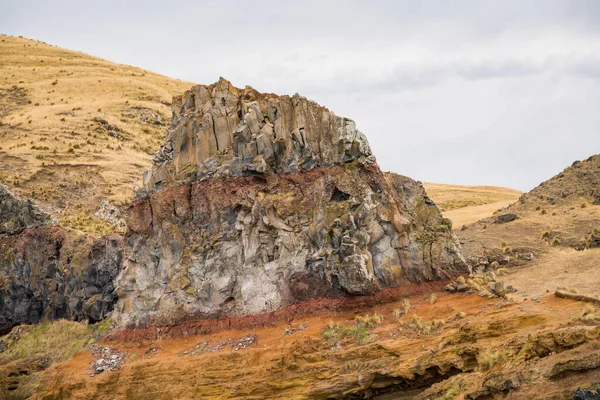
[114,80,466,328]
[0,227,122,334]
[142,78,374,192]
[0,184,52,235]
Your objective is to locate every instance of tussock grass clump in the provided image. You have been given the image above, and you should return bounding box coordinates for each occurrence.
[355,313,383,328]
[496,267,509,276]
[439,387,460,400]
[490,260,500,269]
[456,312,466,319]
[401,314,445,335]
[455,276,466,284]
[322,314,383,347]
[467,279,482,292]
[580,304,596,321]
[478,350,508,370]
[503,246,512,254]
[393,308,402,318]
[403,298,411,315]
[551,237,561,247]
[321,321,346,347]
[429,293,438,304]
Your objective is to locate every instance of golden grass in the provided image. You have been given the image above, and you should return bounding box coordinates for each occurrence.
[478,350,508,370]
[0,35,193,233]
[423,182,522,212]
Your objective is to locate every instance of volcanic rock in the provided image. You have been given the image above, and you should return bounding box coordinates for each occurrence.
[0,184,52,235]
[113,79,467,328]
[0,186,123,334]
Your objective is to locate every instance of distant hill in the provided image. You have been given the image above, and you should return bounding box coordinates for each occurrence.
[513,154,600,208]
[423,182,522,226]
[0,35,193,233]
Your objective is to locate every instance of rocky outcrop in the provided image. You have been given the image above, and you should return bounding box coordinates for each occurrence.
[141,77,374,193]
[0,184,52,235]
[0,227,122,334]
[113,79,466,328]
[0,188,123,334]
[517,154,600,206]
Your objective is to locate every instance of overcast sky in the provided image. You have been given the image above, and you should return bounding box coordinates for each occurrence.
[2,1,600,190]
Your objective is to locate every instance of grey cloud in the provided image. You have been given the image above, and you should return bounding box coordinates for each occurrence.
[1,0,599,191]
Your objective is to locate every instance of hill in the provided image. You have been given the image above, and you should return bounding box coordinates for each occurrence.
[0,35,193,234]
[422,182,522,227]
[455,153,600,299]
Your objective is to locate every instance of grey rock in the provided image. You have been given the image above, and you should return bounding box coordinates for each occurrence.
[497,213,518,224]
[0,185,52,235]
[0,229,122,334]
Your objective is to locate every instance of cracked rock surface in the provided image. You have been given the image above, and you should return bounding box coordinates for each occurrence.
[114,80,467,328]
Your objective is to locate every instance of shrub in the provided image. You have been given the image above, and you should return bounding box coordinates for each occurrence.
[429,293,437,304]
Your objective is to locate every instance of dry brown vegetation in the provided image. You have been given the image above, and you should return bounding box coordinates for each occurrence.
[423,182,522,211]
[0,35,192,233]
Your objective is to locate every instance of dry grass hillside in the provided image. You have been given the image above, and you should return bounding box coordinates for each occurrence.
[423,182,522,227]
[455,153,600,300]
[0,35,193,234]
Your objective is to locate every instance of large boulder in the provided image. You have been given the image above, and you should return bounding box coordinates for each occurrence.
[113,79,467,328]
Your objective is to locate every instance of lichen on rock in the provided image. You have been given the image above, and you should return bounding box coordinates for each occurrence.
[113,79,467,328]
[0,184,52,235]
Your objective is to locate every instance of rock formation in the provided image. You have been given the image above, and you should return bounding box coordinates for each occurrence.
[0,189,122,334]
[113,79,467,328]
[0,184,52,235]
